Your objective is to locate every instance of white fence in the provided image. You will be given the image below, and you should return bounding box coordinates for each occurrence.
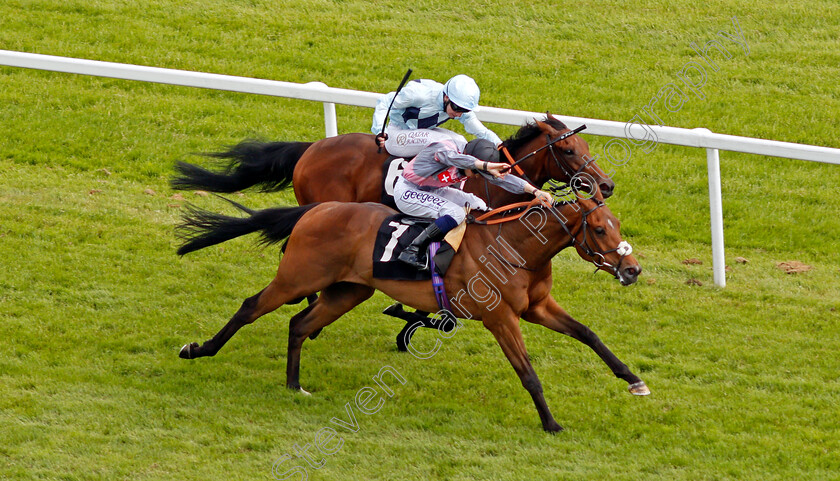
[3,49,840,287]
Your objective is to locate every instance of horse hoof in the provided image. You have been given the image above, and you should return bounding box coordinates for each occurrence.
[179,342,198,359]
[383,303,404,316]
[288,384,311,396]
[395,328,411,352]
[544,421,565,433]
[628,381,651,396]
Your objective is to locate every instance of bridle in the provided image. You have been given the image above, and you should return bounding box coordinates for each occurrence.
[490,124,592,207]
[500,124,588,181]
[469,197,633,281]
[546,135,599,185]
[544,198,633,281]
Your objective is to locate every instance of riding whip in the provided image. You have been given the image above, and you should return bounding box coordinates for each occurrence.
[377,68,413,153]
[501,124,587,173]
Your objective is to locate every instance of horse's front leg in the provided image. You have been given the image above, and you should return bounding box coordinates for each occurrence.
[523,296,650,396]
[484,316,563,433]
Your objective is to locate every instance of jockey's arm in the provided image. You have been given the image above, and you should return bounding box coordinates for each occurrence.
[459,112,503,146]
[477,168,553,204]
[370,82,427,134]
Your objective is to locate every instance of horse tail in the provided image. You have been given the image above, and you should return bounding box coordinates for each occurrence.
[170,140,313,193]
[176,202,319,256]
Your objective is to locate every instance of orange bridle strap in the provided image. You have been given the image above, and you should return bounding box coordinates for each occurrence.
[499,146,526,176]
[472,198,543,225]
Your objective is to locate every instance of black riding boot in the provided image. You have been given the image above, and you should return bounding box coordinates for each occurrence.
[398,223,444,270]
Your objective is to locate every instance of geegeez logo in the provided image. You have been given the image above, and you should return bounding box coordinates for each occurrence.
[400,191,445,207]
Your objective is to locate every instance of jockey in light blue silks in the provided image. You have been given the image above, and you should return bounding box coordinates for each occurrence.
[371,75,503,158]
[393,138,553,269]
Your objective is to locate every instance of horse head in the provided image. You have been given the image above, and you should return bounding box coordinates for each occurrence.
[504,114,615,198]
[562,196,640,285]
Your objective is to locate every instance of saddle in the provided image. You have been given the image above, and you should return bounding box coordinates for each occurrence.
[372,214,465,281]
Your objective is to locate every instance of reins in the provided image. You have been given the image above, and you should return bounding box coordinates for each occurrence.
[469,196,633,282]
[470,198,543,225]
[499,124,586,174]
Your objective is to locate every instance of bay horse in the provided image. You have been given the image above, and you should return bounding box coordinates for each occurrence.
[171,114,615,206]
[175,194,648,432]
[172,116,616,347]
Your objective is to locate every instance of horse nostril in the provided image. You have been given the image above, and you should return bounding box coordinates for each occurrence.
[600,182,614,198]
[625,266,639,278]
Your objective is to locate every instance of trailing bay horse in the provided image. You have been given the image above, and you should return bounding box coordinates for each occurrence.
[171,114,615,206]
[175,195,648,432]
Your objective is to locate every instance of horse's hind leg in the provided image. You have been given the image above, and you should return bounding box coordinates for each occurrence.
[523,296,650,396]
[286,282,374,392]
[383,304,454,352]
[179,277,312,360]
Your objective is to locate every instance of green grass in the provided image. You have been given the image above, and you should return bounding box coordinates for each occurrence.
[2,1,840,480]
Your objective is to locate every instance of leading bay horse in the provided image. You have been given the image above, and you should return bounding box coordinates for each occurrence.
[175,194,648,432]
[172,115,616,347]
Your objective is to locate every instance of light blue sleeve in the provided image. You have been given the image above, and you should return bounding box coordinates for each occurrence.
[459,112,503,146]
[371,92,396,134]
[371,82,431,134]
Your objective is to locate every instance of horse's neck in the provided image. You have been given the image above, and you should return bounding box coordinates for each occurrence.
[467,204,578,270]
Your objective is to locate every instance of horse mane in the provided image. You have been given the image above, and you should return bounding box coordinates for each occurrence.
[502,114,568,154]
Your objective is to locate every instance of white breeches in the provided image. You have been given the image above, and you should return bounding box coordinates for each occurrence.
[393,176,487,224]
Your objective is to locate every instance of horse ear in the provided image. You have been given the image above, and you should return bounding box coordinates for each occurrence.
[535,120,553,134]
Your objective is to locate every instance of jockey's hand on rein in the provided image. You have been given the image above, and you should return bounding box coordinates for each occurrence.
[375,132,388,147]
[534,189,554,207]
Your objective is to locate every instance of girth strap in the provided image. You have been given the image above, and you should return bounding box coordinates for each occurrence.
[429,242,451,312]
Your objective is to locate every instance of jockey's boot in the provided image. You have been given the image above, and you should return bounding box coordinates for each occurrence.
[398,223,444,270]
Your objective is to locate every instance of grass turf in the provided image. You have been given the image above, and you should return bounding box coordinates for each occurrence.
[1,1,839,479]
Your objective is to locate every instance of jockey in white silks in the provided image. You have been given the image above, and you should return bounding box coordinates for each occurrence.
[393,138,553,269]
[371,75,503,158]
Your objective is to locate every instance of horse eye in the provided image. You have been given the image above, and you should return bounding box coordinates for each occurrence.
[594,226,606,235]
[564,149,574,155]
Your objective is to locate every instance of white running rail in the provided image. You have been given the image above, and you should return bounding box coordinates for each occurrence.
[3,50,839,286]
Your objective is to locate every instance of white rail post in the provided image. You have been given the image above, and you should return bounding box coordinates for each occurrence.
[693,127,726,287]
[323,101,338,137]
[306,81,337,137]
[706,145,726,287]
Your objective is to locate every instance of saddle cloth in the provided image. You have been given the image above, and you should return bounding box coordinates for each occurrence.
[380,156,407,209]
[372,214,458,281]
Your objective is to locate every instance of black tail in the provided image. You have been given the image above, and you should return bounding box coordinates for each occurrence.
[170,140,313,193]
[176,202,319,256]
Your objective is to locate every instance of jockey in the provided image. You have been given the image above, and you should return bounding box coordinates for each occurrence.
[371,75,503,158]
[394,138,553,269]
